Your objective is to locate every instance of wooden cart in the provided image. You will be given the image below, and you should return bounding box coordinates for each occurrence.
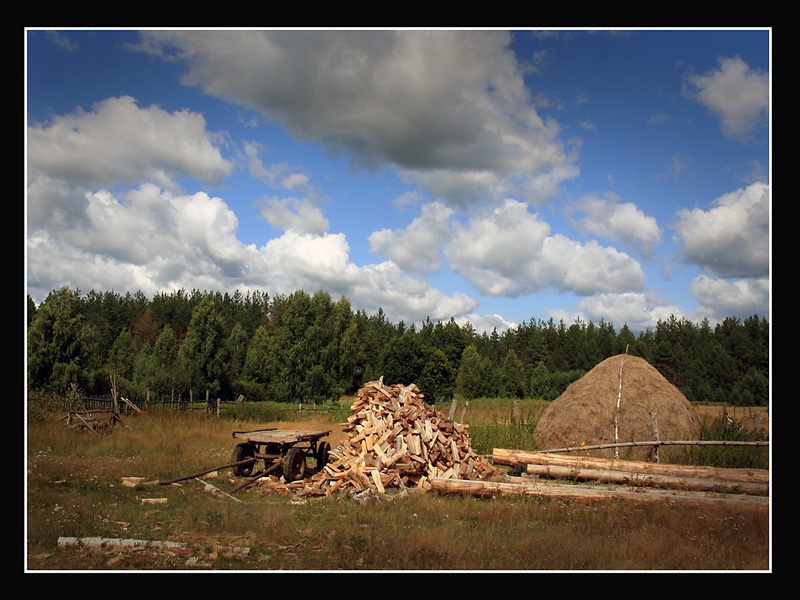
[230,428,331,483]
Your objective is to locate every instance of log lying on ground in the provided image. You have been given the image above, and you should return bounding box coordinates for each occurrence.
[494,448,769,484]
[58,536,251,555]
[493,448,769,495]
[195,478,242,502]
[524,463,768,496]
[308,378,495,495]
[429,477,769,509]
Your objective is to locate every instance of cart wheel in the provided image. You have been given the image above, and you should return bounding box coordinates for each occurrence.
[316,441,331,469]
[283,447,306,482]
[231,443,256,477]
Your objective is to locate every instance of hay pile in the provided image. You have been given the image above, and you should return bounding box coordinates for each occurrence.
[533,354,702,460]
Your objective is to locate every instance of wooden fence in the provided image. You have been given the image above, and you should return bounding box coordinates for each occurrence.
[74,395,211,412]
[55,395,350,419]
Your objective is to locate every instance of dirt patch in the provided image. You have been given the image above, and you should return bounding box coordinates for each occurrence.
[533,354,702,460]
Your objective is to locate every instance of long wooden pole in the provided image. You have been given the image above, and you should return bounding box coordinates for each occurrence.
[524,463,768,495]
[613,348,627,458]
[535,439,767,454]
[151,457,258,486]
[493,448,769,485]
[229,461,283,493]
[429,478,769,509]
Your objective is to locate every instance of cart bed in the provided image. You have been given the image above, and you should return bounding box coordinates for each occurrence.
[232,429,331,445]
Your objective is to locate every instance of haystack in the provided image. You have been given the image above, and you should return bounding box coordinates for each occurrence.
[533,354,701,460]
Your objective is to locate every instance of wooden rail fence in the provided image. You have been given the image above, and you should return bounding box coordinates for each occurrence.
[50,395,351,418]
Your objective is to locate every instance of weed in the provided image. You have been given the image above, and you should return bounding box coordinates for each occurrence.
[686,415,770,469]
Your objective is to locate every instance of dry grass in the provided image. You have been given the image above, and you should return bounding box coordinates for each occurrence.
[695,404,769,435]
[26,405,770,571]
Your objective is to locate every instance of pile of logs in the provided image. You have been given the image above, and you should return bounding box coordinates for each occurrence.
[430,447,769,508]
[312,378,495,495]
[492,448,769,496]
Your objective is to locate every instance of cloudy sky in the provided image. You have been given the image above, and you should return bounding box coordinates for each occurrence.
[25,28,771,333]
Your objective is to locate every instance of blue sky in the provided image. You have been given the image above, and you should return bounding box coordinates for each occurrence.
[25,28,770,333]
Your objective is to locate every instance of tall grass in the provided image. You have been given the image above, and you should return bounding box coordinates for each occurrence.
[462,397,545,456]
[222,400,350,425]
[687,414,770,469]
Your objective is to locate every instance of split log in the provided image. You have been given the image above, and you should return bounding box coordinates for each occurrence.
[195,478,242,502]
[493,448,769,485]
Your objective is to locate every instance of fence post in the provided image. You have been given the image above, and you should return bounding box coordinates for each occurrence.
[650,411,660,463]
[448,398,458,421]
[459,400,469,423]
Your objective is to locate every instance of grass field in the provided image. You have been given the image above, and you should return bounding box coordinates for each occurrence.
[26,398,770,571]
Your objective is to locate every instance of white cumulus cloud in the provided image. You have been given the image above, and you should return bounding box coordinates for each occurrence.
[27,95,232,193]
[257,196,330,235]
[690,275,770,321]
[672,181,769,279]
[570,192,663,255]
[445,199,645,297]
[685,56,769,141]
[25,93,478,325]
[369,201,454,272]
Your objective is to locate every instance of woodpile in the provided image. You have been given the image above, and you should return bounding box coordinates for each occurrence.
[313,378,495,495]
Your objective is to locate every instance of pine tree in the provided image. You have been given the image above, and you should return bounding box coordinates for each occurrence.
[418,348,455,405]
[222,322,250,388]
[175,298,226,397]
[241,325,272,386]
[108,329,136,381]
[528,361,552,400]
[498,349,524,398]
[455,345,495,400]
[380,331,427,386]
[27,287,97,394]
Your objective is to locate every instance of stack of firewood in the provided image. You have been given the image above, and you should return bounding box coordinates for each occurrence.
[313,377,495,495]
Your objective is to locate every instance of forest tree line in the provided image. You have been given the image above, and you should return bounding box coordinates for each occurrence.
[26,286,770,407]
